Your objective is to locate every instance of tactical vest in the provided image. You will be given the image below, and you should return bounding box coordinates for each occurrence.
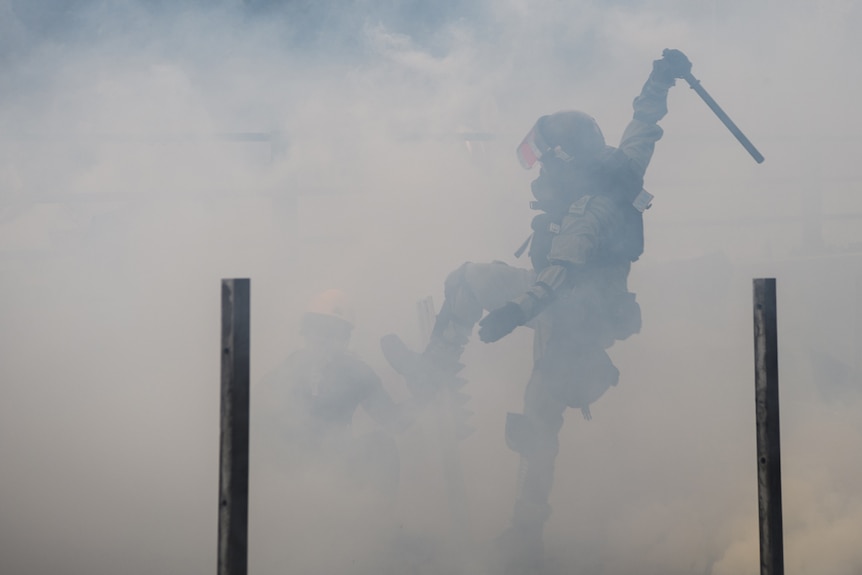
[523,148,646,271]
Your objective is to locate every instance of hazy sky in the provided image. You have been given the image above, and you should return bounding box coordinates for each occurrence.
[1,1,861,574]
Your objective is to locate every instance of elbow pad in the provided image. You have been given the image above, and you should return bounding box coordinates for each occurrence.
[512,281,555,321]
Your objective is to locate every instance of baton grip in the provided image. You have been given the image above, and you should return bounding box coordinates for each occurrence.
[681,71,765,164]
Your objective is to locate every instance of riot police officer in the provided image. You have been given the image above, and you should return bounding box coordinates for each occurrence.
[383,50,692,571]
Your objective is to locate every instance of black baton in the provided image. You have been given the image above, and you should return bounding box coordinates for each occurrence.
[680,70,764,164]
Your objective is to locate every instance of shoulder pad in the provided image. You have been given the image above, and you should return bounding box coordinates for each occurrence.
[600,147,629,170]
[568,195,592,216]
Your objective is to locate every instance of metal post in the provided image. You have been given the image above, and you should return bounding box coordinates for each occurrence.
[219,279,251,575]
[855,275,862,375]
[752,278,784,575]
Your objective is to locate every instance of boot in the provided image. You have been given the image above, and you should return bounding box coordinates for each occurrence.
[491,497,551,574]
[380,333,466,402]
[492,524,545,575]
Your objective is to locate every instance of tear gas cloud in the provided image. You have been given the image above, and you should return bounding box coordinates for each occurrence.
[1,1,861,574]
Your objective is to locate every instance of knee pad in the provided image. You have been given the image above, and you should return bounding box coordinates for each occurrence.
[542,347,619,410]
[443,262,472,299]
[442,262,483,326]
[505,412,538,455]
[443,262,476,309]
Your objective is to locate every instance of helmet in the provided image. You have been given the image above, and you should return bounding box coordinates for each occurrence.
[516,110,605,169]
[304,288,355,327]
[301,289,354,341]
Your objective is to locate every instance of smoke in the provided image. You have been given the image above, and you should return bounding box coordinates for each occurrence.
[2,0,862,574]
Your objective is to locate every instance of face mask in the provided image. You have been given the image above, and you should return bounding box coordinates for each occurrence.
[531,165,566,203]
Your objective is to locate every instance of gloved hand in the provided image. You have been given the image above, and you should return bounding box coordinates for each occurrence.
[478,302,526,343]
[652,48,692,85]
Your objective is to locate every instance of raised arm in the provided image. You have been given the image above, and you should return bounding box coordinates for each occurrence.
[621,48,691,177]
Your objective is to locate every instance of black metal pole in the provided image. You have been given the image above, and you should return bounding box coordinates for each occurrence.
[856,276,862,375]
[752,278,784,575]
[219,279,251,575]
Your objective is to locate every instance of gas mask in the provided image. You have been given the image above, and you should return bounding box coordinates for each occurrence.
[517,112,605,206]
[530,164,572,204]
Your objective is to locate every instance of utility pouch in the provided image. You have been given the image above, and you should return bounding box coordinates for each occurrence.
[611,291,642,341]
[539,347,620,410]
[528,212,561,270]
[632,189,654,212]
[620,206,645,262]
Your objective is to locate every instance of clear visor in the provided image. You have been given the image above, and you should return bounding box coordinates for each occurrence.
[516,120,574,169]
[516,125,546,169]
